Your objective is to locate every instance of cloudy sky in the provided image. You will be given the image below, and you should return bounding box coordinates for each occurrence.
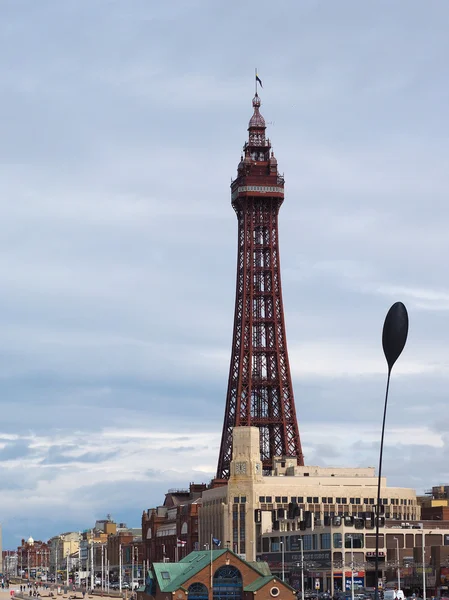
[1,0,449,548]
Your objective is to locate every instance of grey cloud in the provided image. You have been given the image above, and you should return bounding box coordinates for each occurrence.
[1,0,449,547]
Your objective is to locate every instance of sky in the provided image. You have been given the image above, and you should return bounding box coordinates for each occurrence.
[1,0,449,549]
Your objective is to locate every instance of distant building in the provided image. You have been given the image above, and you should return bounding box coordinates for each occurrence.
[17,537,50,578]
[142,484,207,564]
[419,485,449,521]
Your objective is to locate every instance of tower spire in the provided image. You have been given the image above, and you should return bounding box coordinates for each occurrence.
[216,92,304,479]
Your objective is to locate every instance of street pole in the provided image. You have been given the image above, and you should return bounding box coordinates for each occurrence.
[422,529,427,600]
[101,545,104,591]
[300,537,305,600]
[394,537,400,591]
[66,550,69,587]
[55,544,57,582]
[131,546,134,588]
[375,302,409,600]
[119,544,122,593]
[350,536,354,600]
[90,539,94,591]
[281,539,285,582]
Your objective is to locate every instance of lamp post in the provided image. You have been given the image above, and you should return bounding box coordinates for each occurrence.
[119,543,122,593]
[421,527,431,600]
[66,549,69,587]
[348,535,354,600]
[393,537,400,591]
[374,302,409,600]
[299,537,305,600]
[280,539,285,582]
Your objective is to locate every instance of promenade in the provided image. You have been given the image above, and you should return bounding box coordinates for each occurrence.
[4,585,131,600]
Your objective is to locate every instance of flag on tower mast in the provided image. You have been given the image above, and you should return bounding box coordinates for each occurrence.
[255,69,263,91]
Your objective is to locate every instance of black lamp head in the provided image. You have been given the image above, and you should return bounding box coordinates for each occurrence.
[382,301,409,372]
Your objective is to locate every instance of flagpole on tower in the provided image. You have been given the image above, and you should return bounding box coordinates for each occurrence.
[255,67,257,95]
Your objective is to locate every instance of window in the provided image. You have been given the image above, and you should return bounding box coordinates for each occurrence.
[266,496,272,503]
[364,498,369,504]
[356,498,361,505]
[291,497,297,503]
[307,497,312,503]
[241,497,246,504]
[321,533,331,550]
[333,533,342,548]
[328,497,333,504]
[350,498,355,504]
[369,498,375,505]
[336,497,341,504]
[161,572,170,580]
[303,535,312,550]
[298,497,304,503]
[213,566,243,600]
[188,583,208,600]
[345,533,364,548]
[234,497,240,503]
[313,497,319,503]
[271,537,280,551]
[275,497,281,503]
[282,496,288,503]
[259,497,265,503]
[341,498,347,504]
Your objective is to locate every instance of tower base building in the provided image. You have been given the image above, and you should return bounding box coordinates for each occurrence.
[200,428,420,567]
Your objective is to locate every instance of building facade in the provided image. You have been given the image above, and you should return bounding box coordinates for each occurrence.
[17,537,50,578]
[259,517,449,595]
[138,549,295,600]
[142,484,206,564]
[200,428,420,562]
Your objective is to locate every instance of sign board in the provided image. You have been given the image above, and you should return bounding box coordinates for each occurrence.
[441,567,449,585]
[315,579,320,590]
[345,577,364,590]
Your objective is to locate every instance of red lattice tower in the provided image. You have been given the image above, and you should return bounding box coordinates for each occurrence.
[216,93,304,479]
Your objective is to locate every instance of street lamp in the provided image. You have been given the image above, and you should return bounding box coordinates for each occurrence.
[299,537,305,600]
[421,527,431,600]
[280,539,285,582]
[393,537,400,591]
[375,302,409,600]
[348,535,354,600]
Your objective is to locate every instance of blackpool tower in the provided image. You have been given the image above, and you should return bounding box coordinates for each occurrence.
[216,90,304,479]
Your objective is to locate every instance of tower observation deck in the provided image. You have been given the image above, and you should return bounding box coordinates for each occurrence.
[216,93,304,479]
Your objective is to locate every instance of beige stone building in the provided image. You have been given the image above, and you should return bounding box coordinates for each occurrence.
[200,427,419,562]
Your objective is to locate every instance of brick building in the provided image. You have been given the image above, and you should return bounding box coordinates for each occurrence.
[17,537,50,578]
[137,549,294,600]
[142,483,206,564]
[107,529,143,580]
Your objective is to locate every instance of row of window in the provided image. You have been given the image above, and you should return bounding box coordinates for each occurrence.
[268,532,365,552]
[258,496,415,506]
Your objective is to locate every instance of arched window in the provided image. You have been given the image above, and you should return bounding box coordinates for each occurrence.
[188,582,208,600]
[181,521,188,534]
[213,566,243,600]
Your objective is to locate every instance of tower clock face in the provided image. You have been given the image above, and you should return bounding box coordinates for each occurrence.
[235,461,247,474]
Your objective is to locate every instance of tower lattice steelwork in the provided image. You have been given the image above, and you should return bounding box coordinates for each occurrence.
[216,92,304,479]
